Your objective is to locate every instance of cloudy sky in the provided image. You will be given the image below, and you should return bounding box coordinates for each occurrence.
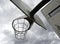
[0,0,60,44]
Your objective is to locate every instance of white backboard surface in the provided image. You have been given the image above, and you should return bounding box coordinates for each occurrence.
[0,0,60,44]
[41,0,60,37]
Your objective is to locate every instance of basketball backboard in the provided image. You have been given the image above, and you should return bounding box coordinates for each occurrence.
[41,0,60,37]
[10,0,51,39]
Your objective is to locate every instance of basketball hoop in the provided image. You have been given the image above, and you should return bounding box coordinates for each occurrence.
[12,16,30,40]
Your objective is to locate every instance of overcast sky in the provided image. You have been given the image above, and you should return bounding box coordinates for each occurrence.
[0,0,60,44]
